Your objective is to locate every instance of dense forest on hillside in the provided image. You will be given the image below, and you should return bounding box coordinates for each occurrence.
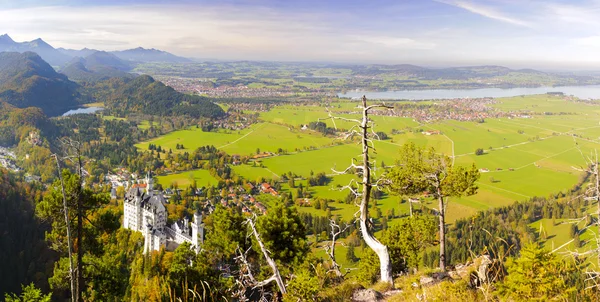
[0,168,56,296]
[0,102,56,146]
[89,75,225,118]
[0,52,80,116]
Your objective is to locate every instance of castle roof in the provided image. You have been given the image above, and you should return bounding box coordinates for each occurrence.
[124,186,166,213]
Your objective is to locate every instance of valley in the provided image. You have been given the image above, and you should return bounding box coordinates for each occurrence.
[2,26,600,300]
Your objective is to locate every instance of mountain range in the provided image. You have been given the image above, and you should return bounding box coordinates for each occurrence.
[0,34,190,66]
[0,50,224,119]
[61,51,134,82]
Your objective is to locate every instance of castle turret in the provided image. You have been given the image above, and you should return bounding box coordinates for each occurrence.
[191,212,203,253]
[146,171,154,197]
[183,217,189,234]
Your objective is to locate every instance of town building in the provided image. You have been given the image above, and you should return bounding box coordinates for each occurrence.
[123,173,203,254]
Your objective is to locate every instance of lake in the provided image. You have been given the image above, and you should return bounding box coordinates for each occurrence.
[62,106,104,116]
[337,85,600,100]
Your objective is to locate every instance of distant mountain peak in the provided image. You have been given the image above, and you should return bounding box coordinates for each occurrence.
[111,47,190,63]
[0,34,15,44]
[28,38,53,48]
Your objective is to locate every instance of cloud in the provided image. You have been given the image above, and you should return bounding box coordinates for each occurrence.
[0,4,437,61]
[436,0,531,27]
[543,2,600,26]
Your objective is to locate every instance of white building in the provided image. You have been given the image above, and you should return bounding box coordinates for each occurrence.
[123,173,203,254]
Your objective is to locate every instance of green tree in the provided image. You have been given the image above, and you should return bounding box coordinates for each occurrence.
[388,142,479,271]
[381,215,437,272]
[203,205,247,263]
[36,169,109,299]
[498,243,577,301]
[4,283,51,302]
[346,245,358,263]
[256,205,308,265]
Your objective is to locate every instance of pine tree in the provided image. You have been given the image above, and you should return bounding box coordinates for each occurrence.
[346,245,357,263]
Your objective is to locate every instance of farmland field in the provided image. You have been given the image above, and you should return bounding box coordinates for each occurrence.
[136,122,335,155]
[138,95,600,224]
[157,169,219,188]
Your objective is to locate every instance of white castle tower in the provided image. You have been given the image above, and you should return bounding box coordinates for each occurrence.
[191,212,204,253]
[123,171,203,254]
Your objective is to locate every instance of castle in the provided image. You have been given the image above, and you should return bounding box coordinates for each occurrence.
[123,173,204,254]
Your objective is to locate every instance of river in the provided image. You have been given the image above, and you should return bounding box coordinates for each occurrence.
[337,85,600,100]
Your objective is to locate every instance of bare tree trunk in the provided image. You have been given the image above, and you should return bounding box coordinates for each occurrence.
[438,194,446,272]
[326,219,352,279]
[75,143,84,302]
[409,199,413,217]
[359,96,393,284]
[76,194,83,302]
[53,155,76,302]
[594,161,600,267]
[247,218,286,294]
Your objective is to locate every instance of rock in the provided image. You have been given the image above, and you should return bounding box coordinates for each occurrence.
[352,288,384,302]
[431,271,450,280]
[445,255,496,287]
[419,275,436,287]
[420,271,451,287]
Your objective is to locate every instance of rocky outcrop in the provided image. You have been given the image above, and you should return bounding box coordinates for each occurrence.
[352,288,384,302]
[420,255,498,288]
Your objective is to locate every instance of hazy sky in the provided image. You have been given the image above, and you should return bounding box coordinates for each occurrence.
[2,0,600,68]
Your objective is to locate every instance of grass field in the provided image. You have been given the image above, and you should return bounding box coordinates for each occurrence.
[157,169,219,188]
[136,122,335,155]
[138,95,600,223]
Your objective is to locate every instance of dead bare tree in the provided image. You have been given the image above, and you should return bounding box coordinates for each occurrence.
[52,154,76,302]
[328,95,394,284]
[60,138,85,302]
[408,198,421,217]
[243,216,287,295]
[324,218,353,279]
[573,148,600,265]
[234,247,269,302]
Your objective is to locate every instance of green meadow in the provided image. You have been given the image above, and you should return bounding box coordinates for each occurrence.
[136,122,334,155]
[138,95,600,223]
[157,169,219,188]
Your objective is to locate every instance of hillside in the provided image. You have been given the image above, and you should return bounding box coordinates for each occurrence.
[0,102,54,147]
[0,52,80,116]
[61,51,133,82]
[102,75,224,118]
[111,47,191,63]
[0,168,55,296]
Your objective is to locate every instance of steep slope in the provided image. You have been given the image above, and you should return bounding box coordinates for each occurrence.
[103,75,224,118]
[0,34,17,50]
[111,47,191,63]
[0,168,55,296]
[0,52,80,116]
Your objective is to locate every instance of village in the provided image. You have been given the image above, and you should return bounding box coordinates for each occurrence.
[105,167,280,220]
[369,97,540,123]
[158,76,331,98]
